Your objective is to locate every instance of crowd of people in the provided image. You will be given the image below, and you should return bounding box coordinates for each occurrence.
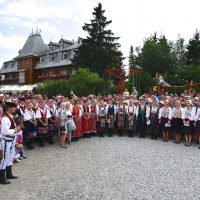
[0,89,200,184]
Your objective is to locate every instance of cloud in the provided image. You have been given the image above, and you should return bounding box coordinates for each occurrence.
[0,0,200,67]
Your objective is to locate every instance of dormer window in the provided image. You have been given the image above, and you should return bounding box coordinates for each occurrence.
[49,54,54,62]
[4,63,9,69]
[60,41,64,49]
[40,56,43,63]
[49,44,53,51]
[62,52,67,60]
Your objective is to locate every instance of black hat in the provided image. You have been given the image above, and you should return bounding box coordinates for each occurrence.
[18,96,25,101]
[5,102,17,108]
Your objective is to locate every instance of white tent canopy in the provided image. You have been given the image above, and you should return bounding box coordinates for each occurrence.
[0,84,37,92]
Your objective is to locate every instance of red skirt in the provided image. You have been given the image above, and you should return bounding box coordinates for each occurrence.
[90,116,97,133]
[73,118,83,138]
[82,117,91,133]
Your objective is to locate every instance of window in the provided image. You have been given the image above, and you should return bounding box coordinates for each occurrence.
[60,41,64,49]
[62,52,67,60]
[49,44,53,51]
[4,63,9,69]
[19,72,25,83]
[49,54,54,62]
[40,57,43,63]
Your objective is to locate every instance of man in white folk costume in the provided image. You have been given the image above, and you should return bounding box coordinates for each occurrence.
[0,102,21,184]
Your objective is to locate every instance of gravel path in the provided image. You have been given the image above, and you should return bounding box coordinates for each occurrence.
[0,136,200,200]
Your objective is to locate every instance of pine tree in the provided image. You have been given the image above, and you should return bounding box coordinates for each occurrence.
[73,3,123,76]
[128,45,137,69]
[185,30,200,66]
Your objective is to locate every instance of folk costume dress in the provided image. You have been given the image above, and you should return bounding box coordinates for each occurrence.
[48,106,58,134]
[159,107,172,132]
[195,108,200,137]
[24,109,37,149]
[35,107,51,146]
[82,105,91,136]
[24,109,37,139]
[181,107,195,136]
[98,106,107,137]
[137,104,147,138]
[90,104,98,134]
[172,107,183,134]
[106,104,116,137]
[146,105,159,139]
[117,105,127,136]
[72,106,82,138]
[126,105,137,137]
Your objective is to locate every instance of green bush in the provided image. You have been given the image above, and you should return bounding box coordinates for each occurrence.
[36,68,113,96]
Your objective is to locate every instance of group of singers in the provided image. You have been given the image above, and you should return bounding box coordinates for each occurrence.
[0,91,200,184]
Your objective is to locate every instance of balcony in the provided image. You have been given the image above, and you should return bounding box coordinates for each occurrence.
[0,78,18,85]
[35,75,71,83]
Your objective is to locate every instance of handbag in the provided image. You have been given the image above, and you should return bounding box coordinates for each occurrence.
[67,119,77,132]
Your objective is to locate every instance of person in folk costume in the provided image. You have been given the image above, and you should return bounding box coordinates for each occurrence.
[192,97,199,144]
[82,100,91,138]
[106,99,117,137]
[195,101,200,149]
[146,99,159,139]
[35,101,51,147]
[72,100,82,141]
[24,102,37,150]
[0,102,21,184]
[126,99,137,137]
[181,100,196,146]
[7,92,18,102]
[159,100,172,142]
[97,100,107,137]
[90,100,99,136]
[137,98,147,138]
[114,99,119,134]
[46,100,58,144]
[172,100,183,144]
[15,97,26,135]
[32,99,38,113]
[116,99,127,137]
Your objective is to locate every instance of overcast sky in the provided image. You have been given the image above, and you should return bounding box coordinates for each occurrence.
[0,0,200,67]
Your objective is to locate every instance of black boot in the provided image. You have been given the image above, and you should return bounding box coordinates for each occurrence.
[39,138,44,147]
[27,138,35,150]
[6,166,18,179]
[48,135,54,145]
[0,170,10,184]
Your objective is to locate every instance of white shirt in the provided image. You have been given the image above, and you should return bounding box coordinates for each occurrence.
[195,108,200,121]
[158,107,172,120]
[181,107,196,121]
[105,104,117,115]
[1,115,16,137]
[24,109,36,121]
[35,108,51,119]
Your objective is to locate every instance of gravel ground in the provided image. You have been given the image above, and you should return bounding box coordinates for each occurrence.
[0,136,200,200]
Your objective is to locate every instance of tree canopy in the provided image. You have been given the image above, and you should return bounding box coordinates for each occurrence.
[73,3,123,76]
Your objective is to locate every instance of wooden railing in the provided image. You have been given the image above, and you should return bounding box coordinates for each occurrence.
[35,75,71,82]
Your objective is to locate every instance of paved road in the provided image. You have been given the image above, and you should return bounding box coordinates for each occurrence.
[0,136,200,200]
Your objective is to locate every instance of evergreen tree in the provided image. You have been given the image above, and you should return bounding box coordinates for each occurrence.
[73,3,123,76]
[185,30,200,66]
[128,45,137,68]
[170,35,186,68]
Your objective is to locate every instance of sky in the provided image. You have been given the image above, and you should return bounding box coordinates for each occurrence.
[0,0,200,67]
